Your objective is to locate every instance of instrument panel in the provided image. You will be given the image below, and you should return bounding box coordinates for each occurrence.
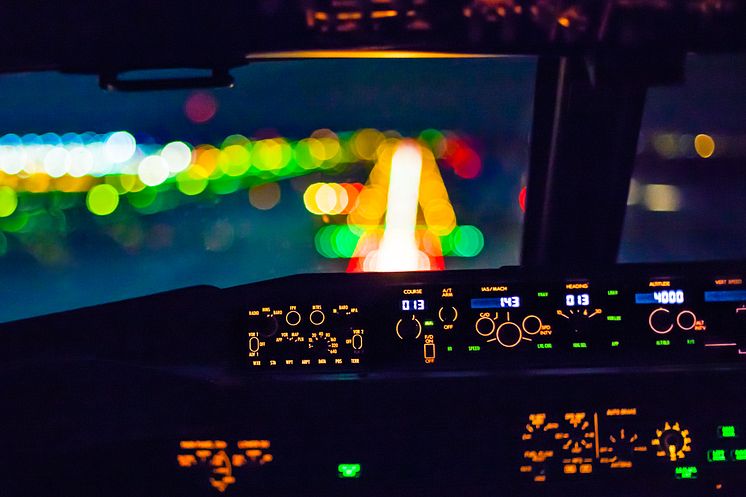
[241,263,746,372]
[2,261,746,496]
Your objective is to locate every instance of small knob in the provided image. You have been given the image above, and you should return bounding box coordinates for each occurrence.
[285,310,302,326]
[649,308,673,334]
[310,310,326,326]
[438,306,459,323]
[475,316,495,336]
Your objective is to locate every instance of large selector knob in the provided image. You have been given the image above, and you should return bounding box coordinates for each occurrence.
[396,315,422,340]
[248,314,279,338]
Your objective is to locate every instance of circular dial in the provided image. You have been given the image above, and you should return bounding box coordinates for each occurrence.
[396,315,422,340]
[309,309,326,326]
[648,308,673,334]
[600,429,647,468]
[652,421,691,462]
[438,306,459,324]
[558,412,595,455]
[475,316,496,336]
[285,310,301,326]
[248,314,279,338]
[496,321,522,348]
[307,331,337,355]
[556,308,603,334]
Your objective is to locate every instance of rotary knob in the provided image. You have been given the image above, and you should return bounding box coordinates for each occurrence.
[396,315,422,340]
[248,314,279,338]
[496,321,522,348]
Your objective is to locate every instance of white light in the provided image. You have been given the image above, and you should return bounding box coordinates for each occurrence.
[68,147,94,177]
[44,146,71,178]
[104,131,136,163]
[373,142,424,272]
[160,141,192,172]
[0,146,25,175]
[644,184,682,212]
[138,156,170,186]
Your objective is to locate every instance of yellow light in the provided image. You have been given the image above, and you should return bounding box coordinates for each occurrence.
[694,134,715,158]
[315,183,338,214]
[303,183,324,215]
[246,51,501,60]
[644,184,682,212]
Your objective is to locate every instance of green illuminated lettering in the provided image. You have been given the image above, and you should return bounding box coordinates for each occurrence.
[687,339,696,345]
[446,346,453,352]
[572,342,587,349]
[338,463,361,478]
[606,315,622,321]
[611,341,620,347]
[707,450,726,462]
[674,466,697,479]
[537,292,549,297]
[424,320,434,326]
[468,345,481,352]
[656,340,670,346]
[607,290,619,296]
[733,449,746,461]
[537,343,553,349]
[719,426,736,438]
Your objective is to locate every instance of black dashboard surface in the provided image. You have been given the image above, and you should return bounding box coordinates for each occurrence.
[2,261,745,496]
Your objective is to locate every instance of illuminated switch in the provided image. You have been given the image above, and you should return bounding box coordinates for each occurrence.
[579,464,593,474]
[719,426,737,438]
[338,463,361,478]
[707,450,726,462]
[563,464,577,474]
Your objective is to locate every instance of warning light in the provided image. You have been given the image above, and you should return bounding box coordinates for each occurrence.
[338,463,361,478]
[719,426,737,438]
[708,450,727,462]
[674,466,698,479]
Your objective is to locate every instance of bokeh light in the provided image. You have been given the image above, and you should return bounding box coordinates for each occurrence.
[104,131,137,163]
[249,182,281,210]
[86,184,120,216]
[184,91,218,124]
[0,186,18,217]
[694,134,715,158]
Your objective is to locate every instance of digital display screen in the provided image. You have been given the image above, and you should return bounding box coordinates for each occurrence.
[470,296,521,309]
[704,290,746,302]
[565,294,589,306]
[401,299,425,311]
[635,290,685,304]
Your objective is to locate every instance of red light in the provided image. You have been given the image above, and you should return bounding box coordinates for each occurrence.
[519,186,527,212]
[184,91,218,124]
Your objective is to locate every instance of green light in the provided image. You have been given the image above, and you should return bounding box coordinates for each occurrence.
[537,292,549,297]
[656,340,671,346]
[719,426,736,438]
[452,225,484,257]
[0,186,18,217]
[611,341,620,347]
[314,226,337,258]
[468,345,481,352]
[687,339,696,345]
[708,450,726,462]
[338,463,361,478]
[733,449,746,461]
[674,466,697,479]
[176,172,208,196]
[607,315,622,321]
[86,184,119,216]
[607,290,619,296]
[447,346,453,352]
[331,225,360,258]
[424,320,434,327]
[572,342,587,349]
[537,343,552,349]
